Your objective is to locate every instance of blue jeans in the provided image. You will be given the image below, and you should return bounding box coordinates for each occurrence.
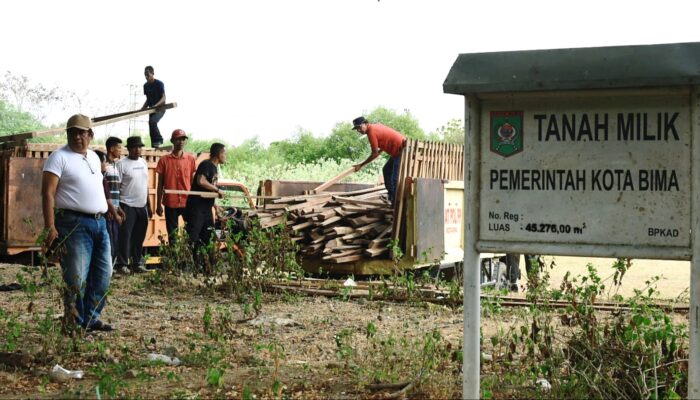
[148,110,165,146]
[383,154,402,205]
[55,211,112,328]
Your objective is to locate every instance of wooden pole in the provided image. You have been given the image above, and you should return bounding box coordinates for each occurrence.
[0,103,178,143]
[312,167,356,193]
[164,189,278,200]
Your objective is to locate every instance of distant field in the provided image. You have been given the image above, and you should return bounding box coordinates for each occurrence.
[516,255,690,300]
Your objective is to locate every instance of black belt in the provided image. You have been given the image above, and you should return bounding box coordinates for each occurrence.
[58,209,104,219]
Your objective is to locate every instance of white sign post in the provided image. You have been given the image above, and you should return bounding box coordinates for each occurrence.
[446,43,700,399]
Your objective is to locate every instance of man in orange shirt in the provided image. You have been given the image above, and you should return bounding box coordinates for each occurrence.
[156,129,196,242]
[352,116,406,205]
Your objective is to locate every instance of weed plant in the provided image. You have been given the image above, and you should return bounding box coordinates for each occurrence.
[333,324,461,398]
[483,258,688,399]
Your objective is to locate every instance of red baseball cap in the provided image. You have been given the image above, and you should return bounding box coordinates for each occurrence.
[171,129,187,140]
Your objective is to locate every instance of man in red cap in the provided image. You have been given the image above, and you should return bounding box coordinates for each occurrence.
[156,129,196,242]
[351,116,406,205]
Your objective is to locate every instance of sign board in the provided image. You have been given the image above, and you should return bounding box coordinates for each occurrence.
[444,42,700,400]
[477,89,692,259]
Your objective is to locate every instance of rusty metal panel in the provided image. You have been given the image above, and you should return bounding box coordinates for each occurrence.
[1,145,169,254]
[6,157,45,246]
[0,153,9,242]
[414,179,444,263]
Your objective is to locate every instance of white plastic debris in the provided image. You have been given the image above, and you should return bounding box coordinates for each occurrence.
[536,378,552,391]
[481,352,493,362]
[50,364,84,382]
[343,278,357,287]
[247,316,301,327]
[147,353,181,366]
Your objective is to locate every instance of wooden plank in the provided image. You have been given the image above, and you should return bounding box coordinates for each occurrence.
[265,203,290,210]
[341,231,364,240]
[319,216,341,226]
[369,237,391,249]
[393,139,415,241]
[338,185,386,196]
[92,103,177,123]
[349,215,381,228]
[355,221,385,234]
[335,207,352,217]
[309,229,324,241]
[322,248,362,260]
[0,103,179,144]
[333,196,387,207]
[323,238,343,249]
[317,208,339,220]
[291,221,313,231]
[163,189,217,198]
[285,196,331,211]
[332,226,355,235]
[310,235,328,244]
[313,167,356,192]
[365,248,389,258]
[260,215,286,229]
[347,239,370,245]
[329,254,364,264]
[373,224,393,240]
[332,245,362,251]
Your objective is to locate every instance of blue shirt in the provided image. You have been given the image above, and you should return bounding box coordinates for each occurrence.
[143,79,165,107]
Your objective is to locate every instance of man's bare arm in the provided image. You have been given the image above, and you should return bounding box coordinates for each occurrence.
[41,171,59,246]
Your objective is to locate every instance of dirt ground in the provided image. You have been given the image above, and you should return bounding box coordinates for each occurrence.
[0,263,468,399]
[0,255,691,399]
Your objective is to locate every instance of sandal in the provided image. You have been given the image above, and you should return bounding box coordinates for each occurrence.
[87,320,114,332]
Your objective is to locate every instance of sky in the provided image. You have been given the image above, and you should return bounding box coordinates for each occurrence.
[2,0,700,145]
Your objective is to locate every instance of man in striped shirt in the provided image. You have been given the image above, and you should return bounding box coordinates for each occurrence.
[105,137,125,269]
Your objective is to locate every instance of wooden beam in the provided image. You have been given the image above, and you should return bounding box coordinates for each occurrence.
[0,103,178,143]
[312,167,356,193]
[333,196,387,207]
[164,189,218,198]
[365,248,389,257]
[329,254,364,263]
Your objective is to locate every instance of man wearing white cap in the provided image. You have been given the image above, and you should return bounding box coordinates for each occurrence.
[41,114,114,332]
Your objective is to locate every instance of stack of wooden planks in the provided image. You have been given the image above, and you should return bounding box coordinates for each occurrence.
[247,186,393,263]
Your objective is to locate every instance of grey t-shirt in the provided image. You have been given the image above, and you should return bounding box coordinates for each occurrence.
[117,157,149,208]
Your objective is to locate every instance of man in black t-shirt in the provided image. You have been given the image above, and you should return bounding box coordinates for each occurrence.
[141,65,166,148]
[185,143,226,251]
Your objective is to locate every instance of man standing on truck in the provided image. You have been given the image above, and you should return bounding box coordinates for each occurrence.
[116,136,150,274]
[185,143,225,252]
[142,65,166,148]
[104,137,125,265]
[156,129,196,242]
[351,116,406,205]
[41,114,114,332]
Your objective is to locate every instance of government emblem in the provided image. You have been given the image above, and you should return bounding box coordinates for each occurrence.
[490,111,523,157]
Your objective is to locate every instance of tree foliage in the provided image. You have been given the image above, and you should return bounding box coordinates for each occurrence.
[365,106,426,140]
[0,71,66,121]
[428,118,464,144]
[0,100,44,136]
[269,129,326,164]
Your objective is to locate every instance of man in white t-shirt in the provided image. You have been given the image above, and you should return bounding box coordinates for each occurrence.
[41,114,114,333]
[116,136,150,273]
